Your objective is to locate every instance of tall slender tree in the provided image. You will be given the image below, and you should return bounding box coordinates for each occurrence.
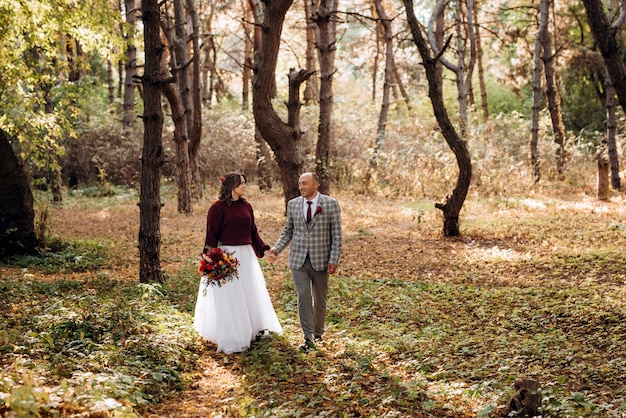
[304,0,320,105]
[473,1,488,121]
[530,0,547,184]
[247,0,274,191]
[186,0,203,199]
[312,0,338,194]
[604,71,620,190]
[122,0,138,131]
[541,0,567,175]
[366,0,394,191]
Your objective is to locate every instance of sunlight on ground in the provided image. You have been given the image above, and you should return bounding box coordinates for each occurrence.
[465,243,532,263]
[520,198,547,210]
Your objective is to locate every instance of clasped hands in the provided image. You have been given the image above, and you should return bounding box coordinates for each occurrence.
[265,249,337,274]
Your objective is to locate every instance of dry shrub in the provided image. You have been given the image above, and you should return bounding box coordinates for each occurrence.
[62,97,621,201]
[62,125,142,187]
[195,108,278,183]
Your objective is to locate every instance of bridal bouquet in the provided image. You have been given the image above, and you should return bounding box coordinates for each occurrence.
[199,247,240,291]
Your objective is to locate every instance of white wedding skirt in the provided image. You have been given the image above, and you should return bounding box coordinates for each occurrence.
[193,244,282,353]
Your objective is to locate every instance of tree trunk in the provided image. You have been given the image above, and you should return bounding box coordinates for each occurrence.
[582,0,626,116]
[255,126,273,191]
[304,0,320,105]
[123,0,138,131]
[371,2,381,102]
[186,0,203,199]
[503,379,542,418]
[605,72,621,190]
[312,0,338,194]
[597,155,610,201]
[474,2,488,121]
[404,0,472,237]
[160,0,193,213]
[51,167,63,203]
[0,130,38,256]
[252,0,312,207]
[173,0,194,147]
[107,59,115,104]
[160,60,192,214]
[247,0,273,190]
[540,0,566,175]
[242,4,253,111]
[392,57,412,113]
[138,0,165,283]
[428,0,476,141]
[366,0,393,191]
[530,0,547,184]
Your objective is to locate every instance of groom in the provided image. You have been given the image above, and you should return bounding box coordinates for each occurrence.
[268,172,342,352]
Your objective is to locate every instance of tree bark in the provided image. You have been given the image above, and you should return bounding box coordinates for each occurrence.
[242,3,253,111]
[0,130,38,255]
[160,58,192,214]
[605,73,621,190]
[597,155,610,201]
[252,0,312,207]
[540,0,566,175]
[255,126,273,191]
[139,0,165,283]
[107,59,115,104]
[122,0,138,131]
[304,0,320,105]
[392,57,412,113]
[582,0,626,116]
[530,0,547,184]
[366,0,393,191]
[160,0,192,213]
[186,0,203,199]
[403,0,472,237]
[312,0,338,194]
[474,2,488,121]
[247,0,273,191]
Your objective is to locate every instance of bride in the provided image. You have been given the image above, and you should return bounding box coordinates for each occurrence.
[193,172,282,353]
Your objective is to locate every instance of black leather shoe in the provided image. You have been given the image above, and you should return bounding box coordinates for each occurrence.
[314,335,322,343]
[299,338,315,352]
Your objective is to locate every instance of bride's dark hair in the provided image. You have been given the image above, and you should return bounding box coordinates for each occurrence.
[218,172,247,205]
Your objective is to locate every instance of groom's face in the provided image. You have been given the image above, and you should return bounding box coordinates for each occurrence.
[298,174,319,200]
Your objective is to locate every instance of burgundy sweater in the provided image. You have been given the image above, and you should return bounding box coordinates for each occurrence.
[203,199,270,258]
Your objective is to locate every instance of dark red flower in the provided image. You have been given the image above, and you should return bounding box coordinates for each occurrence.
[316,206,323,215]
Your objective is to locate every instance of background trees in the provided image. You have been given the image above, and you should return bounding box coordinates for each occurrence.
[2,0,626,259]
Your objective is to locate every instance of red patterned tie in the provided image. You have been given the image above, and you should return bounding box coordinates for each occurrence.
[306,201,312,223]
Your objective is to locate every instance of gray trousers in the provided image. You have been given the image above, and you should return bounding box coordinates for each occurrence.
[291,255,329,340]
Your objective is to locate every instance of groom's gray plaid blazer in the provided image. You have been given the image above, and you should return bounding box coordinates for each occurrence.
[273,194,342,271]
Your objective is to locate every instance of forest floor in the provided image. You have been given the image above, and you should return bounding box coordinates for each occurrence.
[3,184,626,417]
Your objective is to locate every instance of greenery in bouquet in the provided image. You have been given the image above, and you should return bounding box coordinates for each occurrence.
[199,247,240,292]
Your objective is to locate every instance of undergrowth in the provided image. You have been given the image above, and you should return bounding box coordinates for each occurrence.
[2,187,626,416]
[0,242,202,417]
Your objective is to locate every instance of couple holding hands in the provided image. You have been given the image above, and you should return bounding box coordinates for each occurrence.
[193,171,343,354]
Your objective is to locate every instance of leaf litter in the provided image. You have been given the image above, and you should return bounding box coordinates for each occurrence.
[2,188,626,417]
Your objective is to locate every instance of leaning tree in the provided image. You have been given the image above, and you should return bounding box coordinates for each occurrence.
[402,0,472,237]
